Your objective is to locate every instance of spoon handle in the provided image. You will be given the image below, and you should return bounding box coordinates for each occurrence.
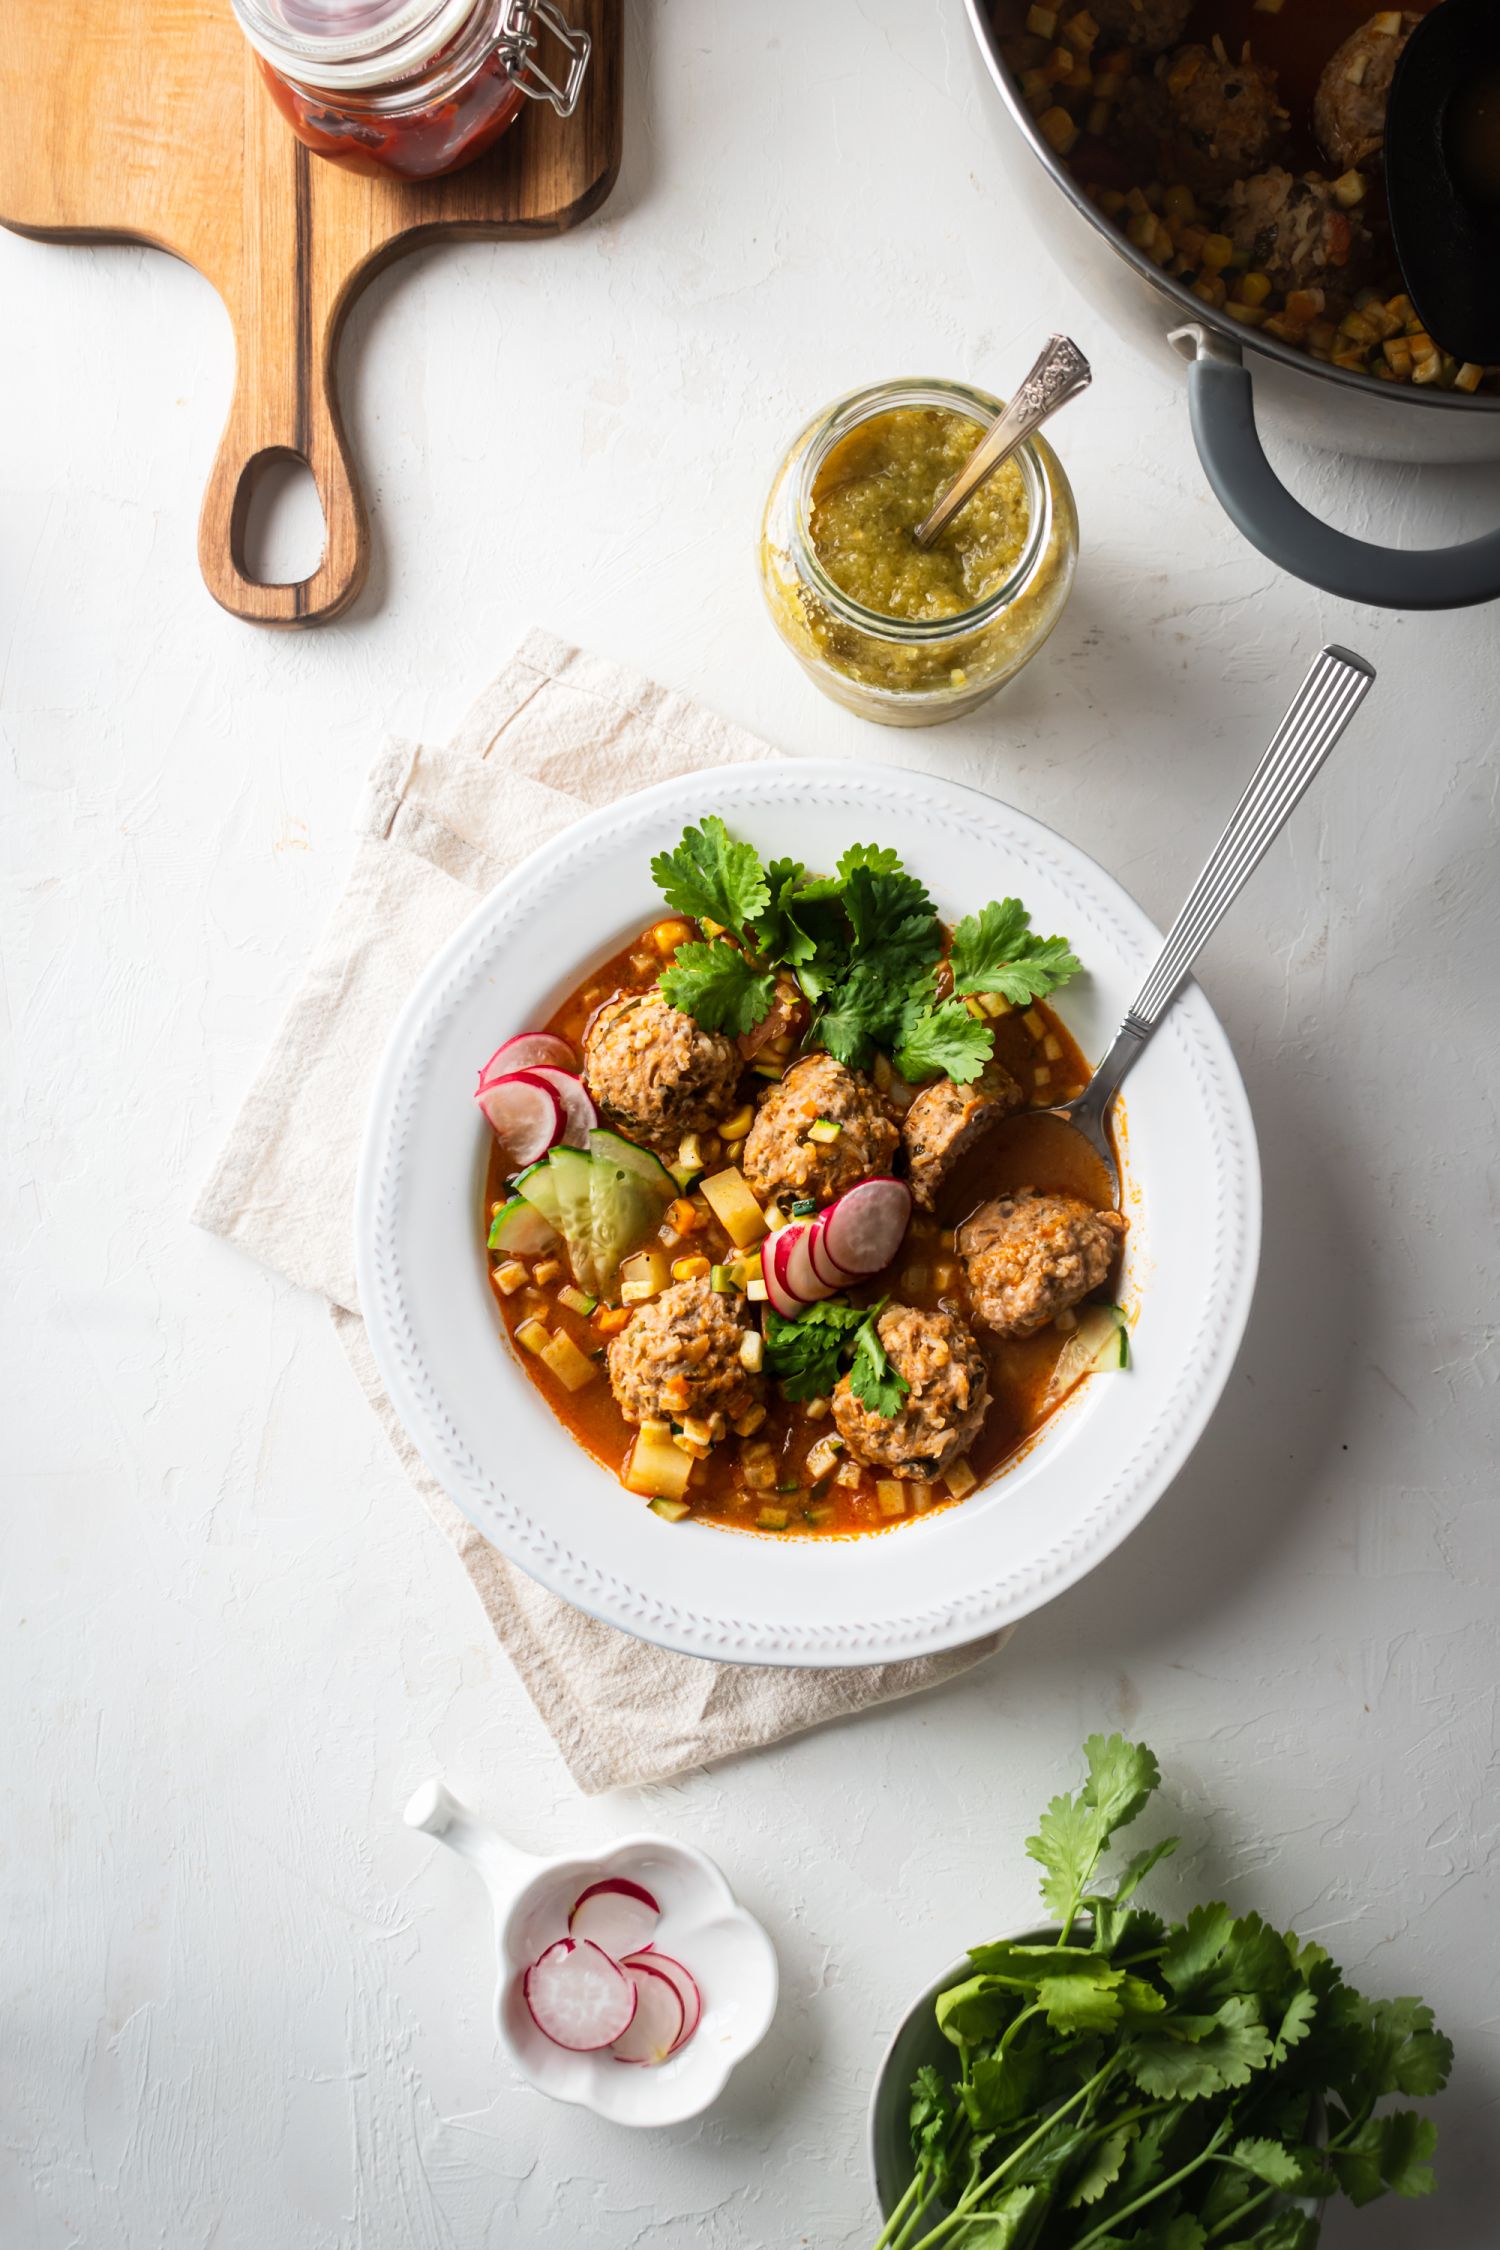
[1126,644,1375,1041]
[914,334,1091,549]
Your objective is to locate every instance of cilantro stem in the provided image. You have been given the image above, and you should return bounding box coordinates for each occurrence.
[1071,2124,1231,2250]
[905,2060,1119,2250]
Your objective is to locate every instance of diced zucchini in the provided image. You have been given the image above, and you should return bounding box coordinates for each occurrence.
[1045,1303,1130,1404]
[539,1331,598,1392]
[624,1428,695,1501]
[699,1166,769,1248]
[790,1198,818,1217]
[807,1118,842,1145]
[515,1318,551,1357]
[649,1497,692,1522]
[557,1284,597,1317]
[756,1507,790,1531]
[620,1246,670,1302]
[803,1502,836,1527]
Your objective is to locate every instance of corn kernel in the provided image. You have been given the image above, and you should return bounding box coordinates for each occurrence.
[719,1103,754,1143]
[672,1255,711,1282]
[1200,232,1234,272]
[652,918,693,955]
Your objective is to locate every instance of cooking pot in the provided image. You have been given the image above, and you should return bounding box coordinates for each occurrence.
[961,0,1500,610]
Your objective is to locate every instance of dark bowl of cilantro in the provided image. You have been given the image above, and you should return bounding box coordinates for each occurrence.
[867,1737,1452,2250]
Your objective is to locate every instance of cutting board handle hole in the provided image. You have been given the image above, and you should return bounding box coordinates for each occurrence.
[231,448,328,588]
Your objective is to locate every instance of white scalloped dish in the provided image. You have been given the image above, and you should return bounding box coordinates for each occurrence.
[354,762,1260,1667]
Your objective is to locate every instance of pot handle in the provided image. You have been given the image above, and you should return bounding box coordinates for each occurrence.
[1169,323,1500,612]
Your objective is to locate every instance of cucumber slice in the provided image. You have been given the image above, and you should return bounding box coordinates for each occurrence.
[513,1158,563,1228]
[548,1145,601,1295]
[1046,1303,1129,1405]
[587,1129,675,1200]
[488,1196,559,1256]
[589,1136,676,1300]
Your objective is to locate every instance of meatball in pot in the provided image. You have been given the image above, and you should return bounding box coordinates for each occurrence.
[742,1052,899,1209]
[1113,43,1286,197]
[607,1276,763,1431]
[1090,0,1194,54]
[959,1189,1127,1341]
[1221,166,1376,296]
[1314,10,1420,173]
[832,1303,990,1482]
[583,985,741,1154]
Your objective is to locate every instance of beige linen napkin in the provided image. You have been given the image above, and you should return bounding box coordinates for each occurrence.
[194,629,1006,1791]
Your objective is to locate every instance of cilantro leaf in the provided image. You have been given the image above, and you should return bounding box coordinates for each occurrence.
[1329,2111,1438,2206]
[1026,1735,1161,1931]
[1037,1964,1126,2034]
[1066,2124,1136,2209]
[751,856,818,966]
[894,997,994,1086]
[1126,1995,1274,2101]
[658,941,776,1036]
[946,2187,1047,2248]
[817,959,907,1071]
[762,1299,868,1402]
[1228,2138,1331,2197]
[650,816,769,934]
[1270,1988,1319,2065]
[848,1304,909,1417]
[950,899,1082,1005]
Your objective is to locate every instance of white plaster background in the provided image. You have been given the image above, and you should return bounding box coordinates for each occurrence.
[3,3,1497,2243]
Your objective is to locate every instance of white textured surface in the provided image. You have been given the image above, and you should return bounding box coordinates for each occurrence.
[3,2,1497,2243]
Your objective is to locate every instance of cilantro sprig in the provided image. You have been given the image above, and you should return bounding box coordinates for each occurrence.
[649,818,1079,1081]
[763,1296,910,1415]
[873,1737,1453,2250]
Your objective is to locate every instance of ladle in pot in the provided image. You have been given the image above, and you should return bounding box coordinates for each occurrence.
[1038,644,1375,1197]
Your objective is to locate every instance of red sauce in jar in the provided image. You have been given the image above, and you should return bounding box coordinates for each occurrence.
[255,45,523,181]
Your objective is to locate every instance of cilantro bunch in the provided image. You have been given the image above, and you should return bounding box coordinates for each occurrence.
[763,1296,909,1416]
[876,1737,1452,2250]
[649,817,1079,1083]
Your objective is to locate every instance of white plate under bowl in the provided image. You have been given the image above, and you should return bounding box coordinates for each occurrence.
[354,760,1260,1668]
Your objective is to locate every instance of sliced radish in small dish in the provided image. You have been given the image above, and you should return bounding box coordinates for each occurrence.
[522,1066,598,1149]
[624,1950,701,2052]
[610,1960,685,2065]
[478,1032,578,1085]
[761,1226,806,1320]
[808,1213,856,1290]
[476,1071,564,1170]
[785,1225,833,1307]
[523,1939,637,2051]
[820,1177,912,1279]
[567,1875,660,1958]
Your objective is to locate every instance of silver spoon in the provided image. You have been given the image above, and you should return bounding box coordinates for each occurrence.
[914,333,1092,550]
[1047,644,1375,1194]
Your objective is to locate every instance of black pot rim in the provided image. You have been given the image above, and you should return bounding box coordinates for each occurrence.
[961,0,1500,420]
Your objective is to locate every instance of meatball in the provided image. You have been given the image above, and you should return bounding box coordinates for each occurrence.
[832,1304,989,1481]
[901,1068,1024,1213]
[959,1190,1127,1340]
[1314,11,1418,173]
[583,985,740,1152]
[607,1276,763,1430]
[1221,167,1375,296]
[1114,44,1285,196]
[1090,0,1194,54]
[741,1053,899,1209]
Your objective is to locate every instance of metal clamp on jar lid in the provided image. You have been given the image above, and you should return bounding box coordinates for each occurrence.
[232,0,591,180]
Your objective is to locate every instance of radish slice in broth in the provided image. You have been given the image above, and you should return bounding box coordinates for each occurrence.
[522,1065,598,1149]
[761,1227,806,1319]
[523,1939,637,2051]
[476,1071,564,1170]
[820,1177,912,1278]
[611,1960,685,2065]
[478,1032,578,1085]
[624,1950,701,2051]
[808,1214,856,1290]
[785,1225,833,1306]
[567,1876,660,1957]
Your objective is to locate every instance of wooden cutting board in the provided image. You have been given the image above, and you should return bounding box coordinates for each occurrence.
[0,0,622,626]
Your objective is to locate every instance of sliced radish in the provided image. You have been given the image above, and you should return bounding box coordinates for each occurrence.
[624,1950,701,2052]
[762,1227,806,1320]
[567,1876,660,1957]
[808,1212,857,1290]
[522,1939,637,2052]
[821,1177,913,1279]
[479,1032,578,1085]
[610,1960,685,2066]
[785,1224,834,1306]
[476,1071,564,1170]
[523,1066,598,1150]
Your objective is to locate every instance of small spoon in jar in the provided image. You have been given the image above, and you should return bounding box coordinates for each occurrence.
[1040,644,1375,1196]
[914,333,1092,549]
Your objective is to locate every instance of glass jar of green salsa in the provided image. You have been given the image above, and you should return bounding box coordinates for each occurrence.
[759,378,1079,727]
